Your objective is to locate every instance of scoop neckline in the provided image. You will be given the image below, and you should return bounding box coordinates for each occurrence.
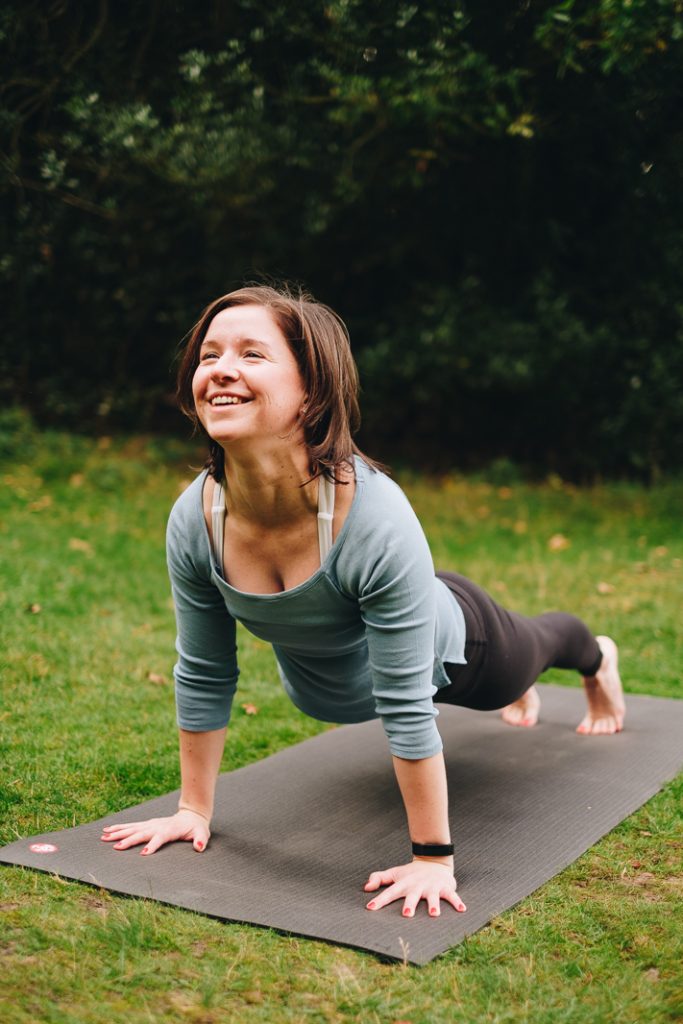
[198,457,366,601]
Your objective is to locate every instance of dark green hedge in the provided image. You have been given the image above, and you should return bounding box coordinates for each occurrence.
[2,1,682,477]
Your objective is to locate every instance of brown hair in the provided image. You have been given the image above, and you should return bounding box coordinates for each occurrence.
[175,283,382,481]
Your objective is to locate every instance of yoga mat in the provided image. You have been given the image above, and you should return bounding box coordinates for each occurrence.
[1,684,681,965]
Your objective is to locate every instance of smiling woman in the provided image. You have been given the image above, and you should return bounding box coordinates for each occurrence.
[101,283,626,920]
[175,286,376,484]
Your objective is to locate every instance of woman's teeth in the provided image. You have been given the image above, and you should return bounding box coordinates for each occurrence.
[211,396,244,405]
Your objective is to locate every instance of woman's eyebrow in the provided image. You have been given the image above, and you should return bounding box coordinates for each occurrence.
[201,336,272,350]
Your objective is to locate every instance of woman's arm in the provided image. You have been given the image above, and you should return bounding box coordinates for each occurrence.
[392,752,452,860]
[363,753,466,917]
[100,725,227,854]
[177,725,228,820]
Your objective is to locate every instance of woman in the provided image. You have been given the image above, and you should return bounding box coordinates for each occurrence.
[101,285,625,919]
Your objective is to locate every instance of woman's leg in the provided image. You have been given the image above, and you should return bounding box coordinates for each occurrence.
[435,571,625,734]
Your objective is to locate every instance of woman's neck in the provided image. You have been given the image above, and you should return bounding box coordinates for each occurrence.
[221,443,318,528]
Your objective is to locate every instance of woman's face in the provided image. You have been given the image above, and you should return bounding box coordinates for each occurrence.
[192,304,307,451]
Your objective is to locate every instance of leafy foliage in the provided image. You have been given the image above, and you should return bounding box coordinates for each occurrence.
[2,0,682,475]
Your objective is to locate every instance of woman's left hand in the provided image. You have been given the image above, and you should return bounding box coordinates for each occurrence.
[364,860,466,917]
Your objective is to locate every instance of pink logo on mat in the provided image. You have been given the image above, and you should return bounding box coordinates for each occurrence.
[29,843,59,854]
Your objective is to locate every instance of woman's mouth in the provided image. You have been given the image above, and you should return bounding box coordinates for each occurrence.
[209,395,251,406]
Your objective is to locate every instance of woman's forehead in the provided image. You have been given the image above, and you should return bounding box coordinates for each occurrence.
[205,304,284,341]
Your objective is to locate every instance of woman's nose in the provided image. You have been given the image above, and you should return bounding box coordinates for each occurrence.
[210,354,240,380]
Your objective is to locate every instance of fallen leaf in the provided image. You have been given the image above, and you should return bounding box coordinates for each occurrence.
[28,495,52,512]
[69,538,93,555]
[26,602,42,614]
[241,703,259,715]
[69,473,85,487]
[597,581,615,594]
[491,580,508,593]
[244,991,264,1004]
[97,436,112,450]
[513,520,528,534]
[148,672,169,686]
[498,486,513,499]
[653,546,668,557]
[644,968,660,982]
[476,505,490,518]
[548,533,570,551]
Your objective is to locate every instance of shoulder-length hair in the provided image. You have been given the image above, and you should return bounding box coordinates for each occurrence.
[175,283,383,481]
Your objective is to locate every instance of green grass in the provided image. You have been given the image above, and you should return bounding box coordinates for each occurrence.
[1,431,681,1024]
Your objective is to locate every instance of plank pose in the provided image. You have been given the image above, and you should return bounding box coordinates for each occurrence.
[101,285,625,918]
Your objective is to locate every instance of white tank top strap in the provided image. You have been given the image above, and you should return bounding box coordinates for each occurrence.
[211,479,226,570]
[317,473,335,563]
[210,472,335,573]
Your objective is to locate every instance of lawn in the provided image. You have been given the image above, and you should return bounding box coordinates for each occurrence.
[1,431,681,1024]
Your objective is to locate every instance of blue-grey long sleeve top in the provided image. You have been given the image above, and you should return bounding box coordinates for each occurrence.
[166,457,467,759]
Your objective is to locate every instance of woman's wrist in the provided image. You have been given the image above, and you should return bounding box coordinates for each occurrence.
[412,854,454,868]
[411,839,454,869]
[177,802,212,822]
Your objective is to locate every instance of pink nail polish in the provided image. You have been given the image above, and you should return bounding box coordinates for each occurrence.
[403,909,412,917]
[196,841,204,850]
[367,902,376,910]
[141,847,149,855]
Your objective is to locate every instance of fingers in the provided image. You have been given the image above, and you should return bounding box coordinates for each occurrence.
[100,815,211,856]
[427,894,441,918]
[364,870,397,891]
[101,821,160,846]
[366,882,404,912]
[192,825,210,853]
[440,888,467,913]
[101,821,145,839]
[401,891,421,918]
[364,863,467,916]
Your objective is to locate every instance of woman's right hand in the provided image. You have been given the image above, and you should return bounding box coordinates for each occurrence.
[100,809,211,856]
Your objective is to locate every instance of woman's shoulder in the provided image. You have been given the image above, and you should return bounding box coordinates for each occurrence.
[339,458,430,564]
[168,470,207,526]
[335,458,432,593]
[353,457,422,531]
[166,470,211,567]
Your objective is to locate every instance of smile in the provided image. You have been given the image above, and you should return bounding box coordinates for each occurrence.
[209,395,250,405]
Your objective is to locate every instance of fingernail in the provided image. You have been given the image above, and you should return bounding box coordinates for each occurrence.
[196,841,204,851]
[403,909,412,917]
[141,847,149,855]
[367,902,376,910]
[430,909,438,916]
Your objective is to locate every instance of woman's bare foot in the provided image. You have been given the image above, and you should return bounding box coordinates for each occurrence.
[501,684,541,727]
[576,635,625,735]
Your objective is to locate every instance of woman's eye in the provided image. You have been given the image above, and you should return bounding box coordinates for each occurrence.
[244,351,264,359]
[200,352,218,361]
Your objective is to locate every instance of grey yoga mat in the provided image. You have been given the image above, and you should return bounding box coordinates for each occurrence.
[1,684,681,965]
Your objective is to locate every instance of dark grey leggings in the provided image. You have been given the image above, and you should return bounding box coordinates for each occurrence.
[435,571,603,711]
